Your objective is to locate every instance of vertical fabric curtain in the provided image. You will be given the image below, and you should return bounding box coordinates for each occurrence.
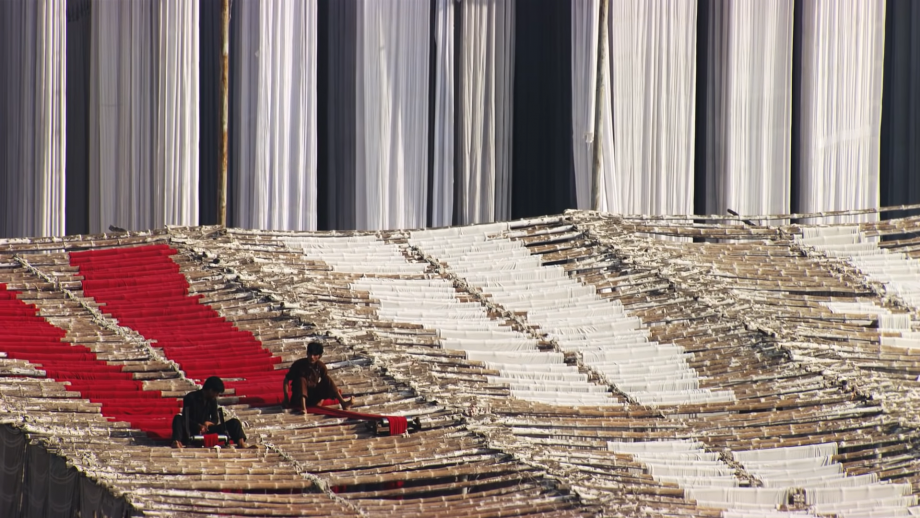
[0,427,25,517]
[0,0,66,238]
[355,0,431,230]
[702,0,793,218]
[89,0,198,234]
[571,0,616,212]
[608,0,697,215]
[316,0,358,231]
[155,0,199,227]
[880,0,920,217]
[231,0,318,230]
[798,0,885,224]
[456,0,515,225]
[430,0,454,228]
[89,0,157,233]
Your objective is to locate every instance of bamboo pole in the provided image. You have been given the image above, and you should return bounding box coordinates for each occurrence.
[217,0,230,227]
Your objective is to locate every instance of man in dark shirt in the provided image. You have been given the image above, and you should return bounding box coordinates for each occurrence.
[171,376,250,448]
[283,341,353,412]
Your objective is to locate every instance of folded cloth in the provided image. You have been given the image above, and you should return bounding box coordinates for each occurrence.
[203,433,221,448]
[307,404,410,437]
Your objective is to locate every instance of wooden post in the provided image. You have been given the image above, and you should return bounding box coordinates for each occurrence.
[217,0,230,226]
[591,0,609,212]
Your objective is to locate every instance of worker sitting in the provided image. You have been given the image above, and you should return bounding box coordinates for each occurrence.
[171,376,250,449]
[283,341,354,412]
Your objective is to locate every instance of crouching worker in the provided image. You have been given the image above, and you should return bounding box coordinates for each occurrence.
[171,376,250,449]
[283,341,354,412]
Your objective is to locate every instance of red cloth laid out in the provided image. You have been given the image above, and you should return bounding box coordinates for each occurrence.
[0,283,180,439]
[69,246,416,441]
[307,402,409,436]
[71,245,284,417]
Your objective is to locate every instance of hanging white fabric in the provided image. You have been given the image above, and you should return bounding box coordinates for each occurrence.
[89,0,157,233]
[608,0,697,216]
[457,0,515,225]
[155,0,199,227]
[0,0,66,238]
[571,0,616,212]
[798,0,885,224]
[89,0,198,233]
[232,0,318,231]
[355,0,430,231]
[430,0,455,228]
[703,0,793,218]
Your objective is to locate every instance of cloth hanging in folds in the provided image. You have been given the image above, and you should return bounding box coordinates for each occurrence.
[0,427,25,517]
[608,0,697,216]
[89,0,199,233]
[89,0,157,233]
[430,0,455,228]
[457,0,515,224]
[355,0,431,230]
[155,0,199,227]
[702,0,793,218]
[232,0,318,231]
[571,0,616,212]
[798,0,885,224]
[0,0,66,238]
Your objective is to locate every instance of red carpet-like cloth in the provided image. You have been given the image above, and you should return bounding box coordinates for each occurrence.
[0,284,180,439]
[308,405,409,435]
[70,245,284,407]
[71,245,410,437]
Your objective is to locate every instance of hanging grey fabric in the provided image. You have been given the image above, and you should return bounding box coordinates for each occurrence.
[608,0,697,216]
[88,0,198,234]
[0,427,26,517]
[571,0,616,212]
[430,0,455,228]
[701,0,793,219]
[0,0,66,238]
[456,0,515,225]
[232,0,318,231]
[798,0,885,224]
[355,0,431,230]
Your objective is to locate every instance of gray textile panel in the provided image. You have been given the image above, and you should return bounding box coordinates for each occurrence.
[47,455,77,518]
[80,478,128,518]
[22,445,50,518]
[0,427,26,517]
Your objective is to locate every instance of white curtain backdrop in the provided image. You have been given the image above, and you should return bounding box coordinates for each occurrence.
[430,0,455,228]
[704,0,793,218]
[89,0,198,233]
[799,0,885,224]
[154,0,199,227]
[0,0,66,238]
[89,0,157,233]
[608,0,697,215]
[232,0,317,231]
[572,0,616,212]
[457,0,515,225]
[356,0,431,230]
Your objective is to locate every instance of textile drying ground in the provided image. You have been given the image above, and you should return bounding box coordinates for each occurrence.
[2,210,920,517]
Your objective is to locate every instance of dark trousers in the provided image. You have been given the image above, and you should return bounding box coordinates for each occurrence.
[171,414,246,445]
[290,376,339,409]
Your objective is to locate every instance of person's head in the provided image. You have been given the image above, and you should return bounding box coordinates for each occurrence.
[202,376,225,400]
[306,341,324,363]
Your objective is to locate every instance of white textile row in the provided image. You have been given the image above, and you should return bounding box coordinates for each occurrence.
[732,443,916,516]
[285,233,613,406]
[607,440,740,490]
[410,224,735,406]
[798,226,920,319]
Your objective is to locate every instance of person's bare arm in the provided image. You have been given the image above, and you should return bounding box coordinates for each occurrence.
[282,375,290,407]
